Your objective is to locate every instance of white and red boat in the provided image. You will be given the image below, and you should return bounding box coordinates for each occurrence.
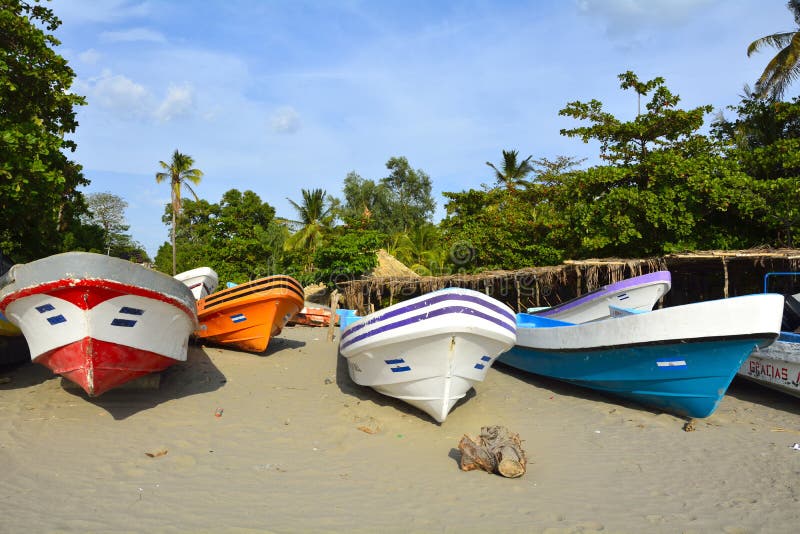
[174,267,219,300]
[0,252,198,396]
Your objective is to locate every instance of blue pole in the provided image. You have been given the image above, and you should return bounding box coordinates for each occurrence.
[763,272,800,293]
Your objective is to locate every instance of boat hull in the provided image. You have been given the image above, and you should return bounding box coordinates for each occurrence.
[174,267,219,300]
[501,293,784,418]
[533,270,671,323]
[738,332,800,398]
[339,288,517,422]
[0,253,197,396]
[195,275,304,352]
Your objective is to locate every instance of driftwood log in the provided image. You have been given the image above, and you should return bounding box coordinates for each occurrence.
[458,425,527,478]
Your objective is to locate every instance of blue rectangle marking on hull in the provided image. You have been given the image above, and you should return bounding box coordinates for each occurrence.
[46,314,66,325]
[385,358,405,364]
[119,306,144,315]
[390,366,411,373]
[617,293,629,300]
[474,363,485,370]
[481,355,491,362]
[111,318,137,327]
[231,314,246,323]
[36,304,55,313]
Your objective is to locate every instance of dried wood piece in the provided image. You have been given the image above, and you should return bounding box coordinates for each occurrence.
[458,425,527,478]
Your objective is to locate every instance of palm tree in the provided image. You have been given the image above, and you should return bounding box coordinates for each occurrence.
[486,149,534,192]
[748,0,800,100]
[155,150,203,275]
[284,188,335,271]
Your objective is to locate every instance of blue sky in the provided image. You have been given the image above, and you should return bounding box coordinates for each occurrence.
[49,0,793,258]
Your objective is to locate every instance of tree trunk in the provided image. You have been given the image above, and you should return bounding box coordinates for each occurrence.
[171,208,176,275]
[458,425,527,478]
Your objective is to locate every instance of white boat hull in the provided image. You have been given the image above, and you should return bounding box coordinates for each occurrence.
[739,333,800,398]
[339,288,516,422]
[174,267,219,300]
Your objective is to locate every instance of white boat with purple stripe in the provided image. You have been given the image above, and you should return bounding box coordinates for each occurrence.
[338,287,517,423]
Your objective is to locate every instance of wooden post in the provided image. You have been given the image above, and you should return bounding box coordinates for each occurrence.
[722,257,729,298]
[327,289,339,343]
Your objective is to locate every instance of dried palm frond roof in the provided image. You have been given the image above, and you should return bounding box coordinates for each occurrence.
[370,249,419,278]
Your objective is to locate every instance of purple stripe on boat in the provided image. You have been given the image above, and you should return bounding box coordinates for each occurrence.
[535,271,671,318]
[339,305,516,351]
[341,291,515,342]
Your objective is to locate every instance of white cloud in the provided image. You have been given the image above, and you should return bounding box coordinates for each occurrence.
[83,70,151,118]
[577,0,713,37]
[155,84,195,122]
[270,106,301,134]
[78,48,102,64]
[100,27,166,43]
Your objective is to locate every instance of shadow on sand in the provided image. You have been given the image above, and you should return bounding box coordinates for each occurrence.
[492,360,673,419]
[58,345,228,420]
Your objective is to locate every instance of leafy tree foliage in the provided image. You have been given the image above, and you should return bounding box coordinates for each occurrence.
[336,157,435,235]
[748,0,800,100]
[312,229,384,286]
[713,94,800,246]
[0,0,88,261]
[553,72,761,256]
[83,192,148,260]
[154,189,285,283]
[284,188,336,272]
[155,150,203,274]
[485,150,534,192]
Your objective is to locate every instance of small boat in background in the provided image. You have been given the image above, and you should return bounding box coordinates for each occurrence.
[530,270,671,323]
[174,267,219,300]
[500,293,783,418]
[338,287,517,423]
[0,252,198,396]
[289,305,333,327]
[738,273,800,398]
[195,275,304,352]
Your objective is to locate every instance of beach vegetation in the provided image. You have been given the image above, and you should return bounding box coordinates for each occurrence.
[0,0,89,262]
[155,149,203,275]
[748,0,800,100]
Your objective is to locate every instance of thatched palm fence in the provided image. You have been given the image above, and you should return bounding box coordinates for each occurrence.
[335,249,800,314]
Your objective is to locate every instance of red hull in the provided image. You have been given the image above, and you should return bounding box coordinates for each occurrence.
[35,337,179,396]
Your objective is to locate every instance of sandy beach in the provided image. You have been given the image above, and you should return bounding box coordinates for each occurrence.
[2,325,800,533]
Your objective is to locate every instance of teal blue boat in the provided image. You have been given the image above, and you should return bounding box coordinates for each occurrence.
[499,293,784,418]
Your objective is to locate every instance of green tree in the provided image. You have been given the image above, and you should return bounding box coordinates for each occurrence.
[84,192,130,254]
[284,188,336,272]
[556,72,761,256]
[381,157,435,233]
[338,171,389,229]
[154,189,284,282]
[313,229,384,286]
[155,150,203,274]
[712,94,800,246]
[748,0,800,100]
[0,0,89,261]
[485,149,534,192]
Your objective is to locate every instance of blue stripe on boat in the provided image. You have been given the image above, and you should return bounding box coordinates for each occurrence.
[231,314,246,323]
[340,304,515,351]
[617,293,629,300]
[385,358,405,364]
[111,318,137,327]
[36,304,55,313]
[119,306,144,315]
[390,366,411,373]
[474,363,485,370]
[341,292,515,342]
[47,315,66,325]
[481,355,491,362]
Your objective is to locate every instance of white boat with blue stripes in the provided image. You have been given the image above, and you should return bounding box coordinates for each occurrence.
[338,287,517,423]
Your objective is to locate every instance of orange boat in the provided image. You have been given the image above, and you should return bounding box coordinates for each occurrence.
[195,275,304,352]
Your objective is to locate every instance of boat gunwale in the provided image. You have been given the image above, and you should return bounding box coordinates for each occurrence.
[201,277,303,306]
[512,332,778,354]
[0,278,198,326]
